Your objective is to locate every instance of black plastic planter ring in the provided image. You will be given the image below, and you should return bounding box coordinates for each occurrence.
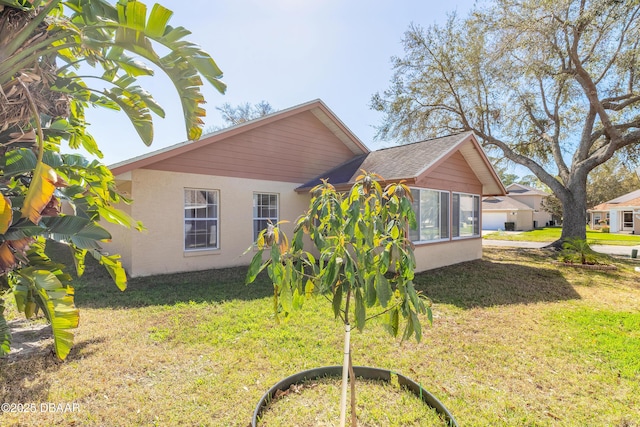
[252,365,458,426]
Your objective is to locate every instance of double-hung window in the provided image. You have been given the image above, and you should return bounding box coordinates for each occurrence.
[452,193,480,238]
[184,188,219,250]
[253,193,279,241]
[409,188,450,242]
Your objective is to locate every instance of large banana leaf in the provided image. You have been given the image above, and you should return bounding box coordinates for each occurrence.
[10,262,79,360]
[0,242,19,273]
[2,147,37,177]
[90,249,127,291]
[0,195,13,234]
[0,0,33,11]
[106,1,225,141]
[1,0,224,148]
[31,270,79,360]
[21,162,57,225]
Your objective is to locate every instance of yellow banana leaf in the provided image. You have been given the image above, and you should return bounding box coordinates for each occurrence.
[21,162,57,224]
[0,195,12,234]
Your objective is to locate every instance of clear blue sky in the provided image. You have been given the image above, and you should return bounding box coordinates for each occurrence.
[84,0,478,165]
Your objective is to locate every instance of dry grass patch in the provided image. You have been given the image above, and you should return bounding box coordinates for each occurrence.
[1,246,639,426]
[259,377,446,426]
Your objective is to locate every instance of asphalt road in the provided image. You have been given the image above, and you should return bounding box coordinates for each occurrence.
[482,239,640,257]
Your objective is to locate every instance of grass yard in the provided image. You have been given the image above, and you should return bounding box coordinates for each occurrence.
[1,245,639,426]
[483,226,640,246]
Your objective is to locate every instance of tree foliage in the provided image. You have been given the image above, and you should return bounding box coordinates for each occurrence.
[372,0,640,245]
[542,154,640,221]
[246,172,431,425]
[0,0,224,359]
[586,154,640,209]
[211,100,275,130]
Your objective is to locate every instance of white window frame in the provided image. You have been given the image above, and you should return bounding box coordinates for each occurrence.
[409,188,450,243]
[184,188,219,251]
[253,193,279,241]
[452,192,480,239]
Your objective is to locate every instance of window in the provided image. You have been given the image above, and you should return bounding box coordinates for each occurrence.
[452,193,480,238]
[409,189,449,242]
[184,189,218,251]
[253,193,279,241]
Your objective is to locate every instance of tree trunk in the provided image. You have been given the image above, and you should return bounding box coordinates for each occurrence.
[553,178,589,248]
[339,323,351,427]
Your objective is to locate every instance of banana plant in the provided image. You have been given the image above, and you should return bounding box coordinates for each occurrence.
[0,0,225,359]
[247,172,432,427]
[0,142,132,359]
[0,0,226,152]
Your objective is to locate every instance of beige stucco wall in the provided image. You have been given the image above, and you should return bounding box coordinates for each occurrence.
[103,169,487,277]
[516,210,534,231]
[102,169,311,277]
[510,194,552,226]
[413,238,482,272]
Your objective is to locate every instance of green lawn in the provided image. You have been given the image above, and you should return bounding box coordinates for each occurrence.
[1,245,639,426]
[483,226,640,246]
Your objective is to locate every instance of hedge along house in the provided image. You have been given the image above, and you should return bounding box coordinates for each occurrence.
[104,100,506,277]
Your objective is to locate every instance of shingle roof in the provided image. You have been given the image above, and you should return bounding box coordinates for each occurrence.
[506,183,549,196]
[298,132,478,189]
[607,189,640,204]
[589,189,640,211]
[482,196,533,211]
[591,196,640,211]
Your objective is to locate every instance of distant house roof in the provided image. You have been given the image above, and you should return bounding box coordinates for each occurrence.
[109,99,369,176]
[482,196,533,211]
[297,132,506,196]
[506,183,549,196]
[590,189,640,211]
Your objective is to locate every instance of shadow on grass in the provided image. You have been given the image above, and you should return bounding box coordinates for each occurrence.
[0,337,104,403]
[45,241,272,309]
[74,266,273,309]
[50,242,586,310]
[413,253,582,309]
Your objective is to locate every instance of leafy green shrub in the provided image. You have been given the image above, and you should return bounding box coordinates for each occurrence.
[559,238,602,265]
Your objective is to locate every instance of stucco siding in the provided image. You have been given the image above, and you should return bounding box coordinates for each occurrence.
[102,181,133,272]
[516,210,534,230]
[140,111,355,183]
[510,194,552,226]
[414,238,482,272]
[103,169,311,277]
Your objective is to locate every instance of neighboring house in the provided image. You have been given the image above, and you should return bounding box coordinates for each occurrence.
[481,196,533,231]
[588,189,640,233]
[481,183,553,231]
[104,99,506,277]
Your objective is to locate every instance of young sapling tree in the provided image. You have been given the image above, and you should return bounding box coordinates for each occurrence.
[246,171,432,426]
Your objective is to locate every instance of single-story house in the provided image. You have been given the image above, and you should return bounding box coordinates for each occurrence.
[482,183,553,231]
[588,189,640,233]
[104,99,506,277]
